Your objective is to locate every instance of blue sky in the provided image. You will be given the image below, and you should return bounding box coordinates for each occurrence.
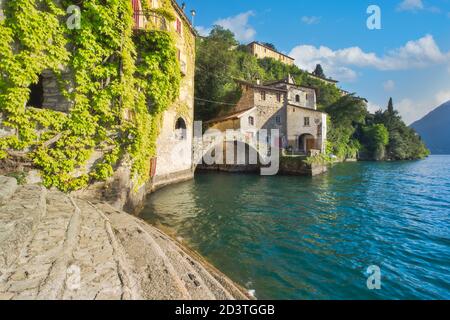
[178,0,450,124]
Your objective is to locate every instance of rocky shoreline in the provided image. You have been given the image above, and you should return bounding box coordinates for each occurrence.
[0,176,249,300]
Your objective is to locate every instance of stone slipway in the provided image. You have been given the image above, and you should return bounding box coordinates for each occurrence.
[0,176,249,300]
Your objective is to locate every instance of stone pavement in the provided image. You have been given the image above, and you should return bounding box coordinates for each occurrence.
[0,176,249,300]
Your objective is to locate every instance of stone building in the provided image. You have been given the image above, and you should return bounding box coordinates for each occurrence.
[206,75,327,155]
[132,0,197,190]
[18,0,196,196]
[247,42,295,65]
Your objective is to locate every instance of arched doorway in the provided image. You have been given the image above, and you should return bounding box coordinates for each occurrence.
[298,134,316,154]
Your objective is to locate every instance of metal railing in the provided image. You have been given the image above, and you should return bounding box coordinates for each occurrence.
[132,11,168,31]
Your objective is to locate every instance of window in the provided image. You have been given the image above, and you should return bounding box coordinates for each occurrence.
[295,94,300,102]
[176,18,182,34]
[276,116,281,124]
[276,93,281,102]
[304,117,310,126]
[175,117,187,140]
[177,49,181,61]
[248,116,254,126]
[261,91,266,101]
[306,93,309,100]
[27,75,44,108]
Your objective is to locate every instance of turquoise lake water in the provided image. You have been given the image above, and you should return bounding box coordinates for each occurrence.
[141,155,450,299]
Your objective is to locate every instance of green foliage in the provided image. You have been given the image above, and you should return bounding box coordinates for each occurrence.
[0,0,182,191]
[373,99,429,160]
[312,64,325,78]
[304,153,333,166]
[361,124,389,160]
[6,171,27,185]
[325,95,367,160]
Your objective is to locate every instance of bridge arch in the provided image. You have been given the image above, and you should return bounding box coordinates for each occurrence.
[193,138,268,173]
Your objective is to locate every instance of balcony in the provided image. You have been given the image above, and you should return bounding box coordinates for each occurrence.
[132,11,168,31]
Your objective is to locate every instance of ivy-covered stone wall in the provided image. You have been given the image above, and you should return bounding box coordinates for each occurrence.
[0,0,188,192]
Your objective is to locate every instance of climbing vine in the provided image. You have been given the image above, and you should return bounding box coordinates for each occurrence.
[0,0,183,191]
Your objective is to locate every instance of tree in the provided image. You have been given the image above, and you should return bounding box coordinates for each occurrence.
[362,124,389,160]
[263,42,277,51]
[372,98,429,160]
[194,26,241,120]
[387,97,394,114]
[313,64,325,78]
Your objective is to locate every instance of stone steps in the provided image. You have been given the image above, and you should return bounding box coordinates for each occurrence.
[0,178,249,300]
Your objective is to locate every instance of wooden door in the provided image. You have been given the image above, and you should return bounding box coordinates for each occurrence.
[306,138,315,152]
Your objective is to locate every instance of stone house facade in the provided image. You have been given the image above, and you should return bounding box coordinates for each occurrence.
[138,0,197,190]
[247,42,295,65]
[206,76,327,155]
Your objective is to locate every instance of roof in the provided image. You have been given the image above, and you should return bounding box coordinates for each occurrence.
[247,41,295,61]
[288,104,327,115]
[263,78,318,94]
[170,0,197,36]
[205,107,256,124]
[307,72,339,83]
[236,79,288,93]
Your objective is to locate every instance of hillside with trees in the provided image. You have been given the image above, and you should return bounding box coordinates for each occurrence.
[195,26,429,161]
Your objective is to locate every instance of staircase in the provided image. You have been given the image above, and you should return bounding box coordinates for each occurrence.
[0,176,249,300]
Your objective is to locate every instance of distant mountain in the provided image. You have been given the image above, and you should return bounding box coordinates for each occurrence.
[411,101,450,154]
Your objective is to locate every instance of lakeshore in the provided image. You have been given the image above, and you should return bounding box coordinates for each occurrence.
[0,176,249,300]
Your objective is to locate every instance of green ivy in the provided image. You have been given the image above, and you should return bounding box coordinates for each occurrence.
[0,0,183,191]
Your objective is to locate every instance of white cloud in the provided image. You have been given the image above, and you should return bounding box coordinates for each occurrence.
[397,0,424,11]
[435,89,450,105]
[383,80,396,92]
[301,16,321,25]
[367,101,382,113]
[196,26,212,37]
[387,90,450,124]
[214,11,256,42]
[288,35,450,81]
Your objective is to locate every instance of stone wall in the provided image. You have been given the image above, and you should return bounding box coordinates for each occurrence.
[0,114,16,138]
[286,106,326,152]
[234,87,255,111]
[41,69,74,113]
[153,4,196,188]
[279,156,327,176]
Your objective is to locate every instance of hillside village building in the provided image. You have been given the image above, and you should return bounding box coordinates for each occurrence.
[206,75,327,155]
[247,42,295,65]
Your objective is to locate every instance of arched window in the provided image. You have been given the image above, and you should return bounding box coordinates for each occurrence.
[295,94,300,103]
[248,116,254,126]
[175,117,187,140]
